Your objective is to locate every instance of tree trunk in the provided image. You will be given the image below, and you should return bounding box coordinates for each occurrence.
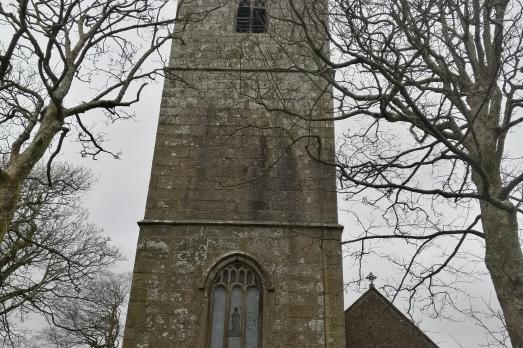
[0,174,20,244]
[0,103,64,248]
[481,202,523,348]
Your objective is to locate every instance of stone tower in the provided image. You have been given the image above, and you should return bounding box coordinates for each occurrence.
[123,0,345,347]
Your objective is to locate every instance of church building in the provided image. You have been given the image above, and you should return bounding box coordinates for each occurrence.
[345,278,439,348]
[123,1,438,347]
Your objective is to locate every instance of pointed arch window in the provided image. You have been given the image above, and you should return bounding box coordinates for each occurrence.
[208,261,262,348]
[236,0,268,33]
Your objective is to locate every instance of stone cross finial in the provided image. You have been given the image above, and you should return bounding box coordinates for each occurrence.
[366,272,377,288]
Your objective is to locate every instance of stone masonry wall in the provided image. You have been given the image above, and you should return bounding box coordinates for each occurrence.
[123,0,345,347]
[145,68,337,223]
[143,0,337,223]
[123,223,345,347]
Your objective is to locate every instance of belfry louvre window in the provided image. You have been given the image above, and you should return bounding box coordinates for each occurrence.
[209,262,262,348]
[236,0,267,33]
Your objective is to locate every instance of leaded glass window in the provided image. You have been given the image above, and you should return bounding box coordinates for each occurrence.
[209,262,261,348]
[236,0,268,33]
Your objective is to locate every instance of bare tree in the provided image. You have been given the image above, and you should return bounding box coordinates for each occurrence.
[243,0,523,346]
[0,0,221,244]
[37,272,131,348]
[0,163,121,344]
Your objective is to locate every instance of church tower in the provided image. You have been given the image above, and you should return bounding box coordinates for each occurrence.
[123,0,345,347]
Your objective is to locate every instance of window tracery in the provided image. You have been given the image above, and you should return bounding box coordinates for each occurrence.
[209,261,261,348]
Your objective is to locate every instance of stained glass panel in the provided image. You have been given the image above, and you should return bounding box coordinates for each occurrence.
[210,287,226,348]
[209,262,262,348]
[228,287,242,348]
[245,288,260,348]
